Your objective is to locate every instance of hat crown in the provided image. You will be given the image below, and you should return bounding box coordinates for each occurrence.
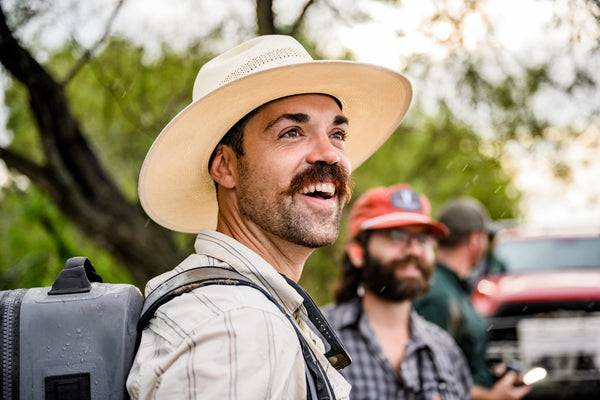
[348,184,447,238]
[193,35,313,102]
[438,197,490,233]
[351,184,430,224]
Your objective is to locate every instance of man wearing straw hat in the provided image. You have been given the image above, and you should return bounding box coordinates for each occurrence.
[127,35,412,399]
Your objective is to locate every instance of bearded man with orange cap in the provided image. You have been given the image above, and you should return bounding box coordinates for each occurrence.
[322,183,472,400]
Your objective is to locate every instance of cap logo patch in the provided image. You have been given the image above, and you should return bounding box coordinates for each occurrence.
[391,189,422,211]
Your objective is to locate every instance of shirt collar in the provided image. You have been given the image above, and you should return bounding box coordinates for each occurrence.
[326,297,363,329]
[436,262,472,292]
[328,299,446,355]
[145,229,305,317]
[409,310,436,349]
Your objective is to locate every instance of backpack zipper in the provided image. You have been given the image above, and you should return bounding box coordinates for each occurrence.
[1,289,26,400]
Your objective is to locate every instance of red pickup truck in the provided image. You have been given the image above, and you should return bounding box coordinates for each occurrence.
[471,226,600,398]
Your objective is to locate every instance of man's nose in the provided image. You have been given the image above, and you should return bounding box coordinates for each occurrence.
[305,134,342,165]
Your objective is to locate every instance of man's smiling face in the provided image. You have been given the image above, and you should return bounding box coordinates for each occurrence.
[235,94,352,248]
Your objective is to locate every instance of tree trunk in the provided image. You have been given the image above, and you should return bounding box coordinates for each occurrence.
[256,0,277,35]
[0,5,185,288]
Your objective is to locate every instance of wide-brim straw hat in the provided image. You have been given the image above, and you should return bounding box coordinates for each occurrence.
[139,35,413,233]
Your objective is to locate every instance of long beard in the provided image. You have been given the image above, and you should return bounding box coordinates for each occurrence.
[362,255,432,302]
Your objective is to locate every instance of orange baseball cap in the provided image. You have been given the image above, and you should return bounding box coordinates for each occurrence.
[348,183,448,238]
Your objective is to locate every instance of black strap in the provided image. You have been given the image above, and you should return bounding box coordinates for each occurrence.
[137,266,336,399]
[282,276,351,370]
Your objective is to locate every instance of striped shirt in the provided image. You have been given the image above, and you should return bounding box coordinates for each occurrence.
[322,299,472,400]
[127,229,350,399]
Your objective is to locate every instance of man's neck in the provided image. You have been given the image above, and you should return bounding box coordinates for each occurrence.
[361,291,412,372]
[216,216,312,282]
[362,291,412,327]
[436,248,473,280]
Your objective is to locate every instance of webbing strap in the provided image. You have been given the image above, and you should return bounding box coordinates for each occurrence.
[137,267,336,399]
[282,276,351,370]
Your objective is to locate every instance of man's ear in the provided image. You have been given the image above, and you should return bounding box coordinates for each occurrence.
[466,231,481,249]
[209,144,237,189]
[346,241,364,268]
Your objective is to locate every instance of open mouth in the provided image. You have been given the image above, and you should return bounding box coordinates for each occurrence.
[300,182,336,200]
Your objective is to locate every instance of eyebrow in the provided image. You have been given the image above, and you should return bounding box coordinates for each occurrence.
[265,113,349,132]
[333,115,349,126]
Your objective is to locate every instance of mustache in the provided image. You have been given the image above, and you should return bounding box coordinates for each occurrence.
[390,255,431,276]
[284,162,352,203]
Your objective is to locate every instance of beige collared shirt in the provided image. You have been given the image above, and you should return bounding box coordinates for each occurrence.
[127,229,350,399]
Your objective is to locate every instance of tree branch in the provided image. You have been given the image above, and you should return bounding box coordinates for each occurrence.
[0,147,55,192]
[290,0,315,36]
[0,3,127,202]
[61,0,125,85]
[0,4,55,89]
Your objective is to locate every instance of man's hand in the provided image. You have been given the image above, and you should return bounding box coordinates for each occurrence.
[472,371,532,400]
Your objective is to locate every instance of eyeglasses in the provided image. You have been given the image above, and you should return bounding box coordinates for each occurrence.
[378,229,437,247]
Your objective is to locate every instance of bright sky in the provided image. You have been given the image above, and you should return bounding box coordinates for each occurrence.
[2,0,599,227]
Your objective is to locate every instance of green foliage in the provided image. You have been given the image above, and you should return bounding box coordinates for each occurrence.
[0,183,133,290]
[62,38,212,200]
[1,38,214,289]
[460,63,551,139]
[4,81,44,163]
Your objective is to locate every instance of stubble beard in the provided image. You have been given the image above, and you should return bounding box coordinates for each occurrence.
[236,159,351,248]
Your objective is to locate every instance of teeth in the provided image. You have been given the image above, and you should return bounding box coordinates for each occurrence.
[300,182,336,196]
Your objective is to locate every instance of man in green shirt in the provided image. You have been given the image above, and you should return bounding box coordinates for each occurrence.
[413,198,530,400]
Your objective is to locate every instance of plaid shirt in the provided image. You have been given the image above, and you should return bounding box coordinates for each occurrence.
[322,298,472,400]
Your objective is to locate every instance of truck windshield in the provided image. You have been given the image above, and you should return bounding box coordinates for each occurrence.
[489,237,600,274]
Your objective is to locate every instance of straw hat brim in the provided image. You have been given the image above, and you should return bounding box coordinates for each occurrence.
[138,60,412,233]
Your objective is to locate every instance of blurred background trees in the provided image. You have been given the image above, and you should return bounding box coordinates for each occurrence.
[0,0,598,304]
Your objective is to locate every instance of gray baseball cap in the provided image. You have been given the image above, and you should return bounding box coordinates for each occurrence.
[438,197,495,235]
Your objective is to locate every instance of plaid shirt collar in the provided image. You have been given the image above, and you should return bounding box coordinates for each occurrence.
[330,297,461,386]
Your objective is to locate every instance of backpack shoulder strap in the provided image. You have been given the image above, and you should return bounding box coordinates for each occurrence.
[136,266,335,400]
[137,266,254,332]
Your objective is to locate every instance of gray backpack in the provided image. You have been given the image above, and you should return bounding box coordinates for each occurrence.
[1,257,350,399]
[0,257,142,399]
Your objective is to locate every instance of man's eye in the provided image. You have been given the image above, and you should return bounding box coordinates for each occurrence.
[281,128,300,138]
[331,130,347,141]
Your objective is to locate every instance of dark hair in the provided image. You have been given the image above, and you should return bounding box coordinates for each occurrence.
[208,110,256,172]
[438,231,472,249]
[207,108,260,193]
[333,230,371,303]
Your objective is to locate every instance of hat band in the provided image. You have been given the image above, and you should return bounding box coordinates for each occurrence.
[360,212,433,231]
